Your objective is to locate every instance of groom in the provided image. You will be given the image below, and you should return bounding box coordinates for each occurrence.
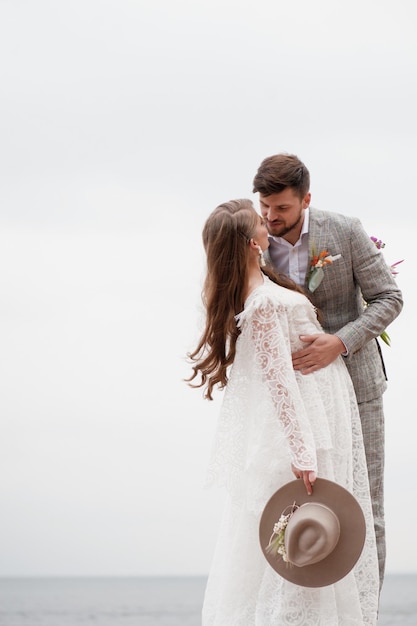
[252,153,403,589]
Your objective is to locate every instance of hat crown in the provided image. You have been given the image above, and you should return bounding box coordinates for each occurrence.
[285,502,341,567]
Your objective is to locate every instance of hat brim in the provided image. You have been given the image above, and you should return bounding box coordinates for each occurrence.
[259,478,366,587]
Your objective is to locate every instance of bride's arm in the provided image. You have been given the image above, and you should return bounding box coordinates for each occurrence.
[247,297,318,482]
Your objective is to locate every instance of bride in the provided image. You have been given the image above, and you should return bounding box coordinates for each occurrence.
[186,199,379,625]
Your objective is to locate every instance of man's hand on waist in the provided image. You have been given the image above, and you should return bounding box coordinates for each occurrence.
[292,333,346,374]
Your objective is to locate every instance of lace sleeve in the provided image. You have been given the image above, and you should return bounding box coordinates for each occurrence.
[243,297,317,472]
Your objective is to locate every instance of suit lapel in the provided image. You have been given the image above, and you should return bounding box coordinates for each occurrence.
[305,208,327,289]
[308,208,327,256]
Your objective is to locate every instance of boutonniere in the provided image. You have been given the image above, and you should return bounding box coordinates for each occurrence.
[308,250,342,292]
[369,236,404,346]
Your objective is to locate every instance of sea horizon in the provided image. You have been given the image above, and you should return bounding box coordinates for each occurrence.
[1,570,415,578]
[0,573,415,625]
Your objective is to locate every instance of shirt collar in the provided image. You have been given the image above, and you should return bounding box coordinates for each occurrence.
[301,206,310,235]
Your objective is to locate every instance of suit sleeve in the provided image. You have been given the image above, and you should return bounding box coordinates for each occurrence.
[335,218,403,355]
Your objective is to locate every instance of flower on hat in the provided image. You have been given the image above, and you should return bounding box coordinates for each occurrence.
[266,502,299,563]
[308,249,342,292]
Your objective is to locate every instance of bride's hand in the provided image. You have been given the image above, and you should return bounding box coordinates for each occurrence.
[291,464,316,495]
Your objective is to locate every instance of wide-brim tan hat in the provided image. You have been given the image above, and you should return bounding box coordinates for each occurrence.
[259,478,366,587]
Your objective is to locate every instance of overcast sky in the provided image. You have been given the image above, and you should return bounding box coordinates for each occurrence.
[0,0,415,577]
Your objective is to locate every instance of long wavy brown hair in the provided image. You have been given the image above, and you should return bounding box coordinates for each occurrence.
[186,199,305,400]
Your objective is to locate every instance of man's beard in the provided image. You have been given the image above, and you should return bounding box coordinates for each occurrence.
[268,211,303,238]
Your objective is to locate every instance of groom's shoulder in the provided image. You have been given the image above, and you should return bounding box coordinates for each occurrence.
[310,206,360,228]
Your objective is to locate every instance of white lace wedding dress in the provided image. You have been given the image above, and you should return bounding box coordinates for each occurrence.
[203,275,379,625]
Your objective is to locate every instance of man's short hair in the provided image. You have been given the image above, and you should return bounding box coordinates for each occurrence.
[253,153,310,198]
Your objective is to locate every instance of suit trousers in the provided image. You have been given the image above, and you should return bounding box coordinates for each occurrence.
[358,396,385,590]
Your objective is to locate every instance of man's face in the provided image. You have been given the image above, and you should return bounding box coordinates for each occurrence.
[259,188,311,242]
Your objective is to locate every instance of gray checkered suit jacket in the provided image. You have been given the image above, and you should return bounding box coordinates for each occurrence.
[267,207,404,404]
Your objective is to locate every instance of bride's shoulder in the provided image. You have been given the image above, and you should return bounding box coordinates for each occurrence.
[241,277,287,317]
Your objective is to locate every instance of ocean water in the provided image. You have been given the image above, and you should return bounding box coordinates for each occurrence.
[0,574,415,625]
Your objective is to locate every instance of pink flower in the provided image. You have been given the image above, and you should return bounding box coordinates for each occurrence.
[370,236,385,250]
